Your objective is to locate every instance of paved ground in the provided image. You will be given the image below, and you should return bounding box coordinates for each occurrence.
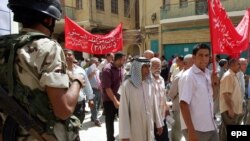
[78,102,227,141]
[79,106,186,141]
[79,108,119,141]
[1,108,195,141]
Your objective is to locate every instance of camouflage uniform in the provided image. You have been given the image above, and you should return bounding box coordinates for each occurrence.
[16,28,69,91]
[15,28,75,141]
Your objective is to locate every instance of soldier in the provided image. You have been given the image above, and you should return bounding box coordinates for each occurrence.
[1,0,84,140]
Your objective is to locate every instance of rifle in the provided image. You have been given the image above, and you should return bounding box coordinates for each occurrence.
[0,86,56,141]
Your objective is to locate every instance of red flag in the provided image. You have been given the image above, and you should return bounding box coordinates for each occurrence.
[208,0,250,57]
[65,17,123,54]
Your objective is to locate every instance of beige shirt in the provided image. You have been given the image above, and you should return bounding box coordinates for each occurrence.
[170,63,180,82]
[220,69,243,114]
[168,70,184,111]
[152,76,167,120]
[15,28,69,91]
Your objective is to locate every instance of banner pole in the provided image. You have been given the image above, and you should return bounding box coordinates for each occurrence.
[208,0,216,73]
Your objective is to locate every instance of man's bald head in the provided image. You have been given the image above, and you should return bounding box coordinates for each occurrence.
[143,50,154,59]
[183,54,193,70]
[239,58,248,73]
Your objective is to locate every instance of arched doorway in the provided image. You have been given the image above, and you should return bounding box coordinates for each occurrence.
[127,44,140,57]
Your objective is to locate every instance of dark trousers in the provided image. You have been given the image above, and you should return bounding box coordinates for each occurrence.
[0,114,2,133]
[73,99,86,123]
[91,88,101,122]
[219,111,244,141]
[154,119,169,141]
[103,101,118,141]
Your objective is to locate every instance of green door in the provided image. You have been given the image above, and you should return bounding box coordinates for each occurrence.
[163,43,198,60]
[151,40,159,53]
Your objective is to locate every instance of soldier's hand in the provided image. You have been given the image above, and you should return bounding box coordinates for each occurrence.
[88,100,94,109]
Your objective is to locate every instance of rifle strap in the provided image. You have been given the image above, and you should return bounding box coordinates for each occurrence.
[6,32,48,96]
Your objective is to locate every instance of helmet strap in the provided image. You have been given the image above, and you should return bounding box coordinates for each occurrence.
[42,19,55,37]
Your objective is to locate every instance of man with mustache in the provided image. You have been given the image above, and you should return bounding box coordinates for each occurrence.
[179,44,219,141]
[119,57,163,141]
[151,57,169,141]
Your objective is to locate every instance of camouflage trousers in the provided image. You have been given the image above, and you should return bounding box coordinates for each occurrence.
[53,122,79,141]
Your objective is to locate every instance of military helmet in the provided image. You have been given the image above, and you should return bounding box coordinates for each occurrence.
[8,0,62,20]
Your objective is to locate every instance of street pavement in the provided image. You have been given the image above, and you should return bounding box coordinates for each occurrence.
[79,106,186,141]
[79,108,119,141]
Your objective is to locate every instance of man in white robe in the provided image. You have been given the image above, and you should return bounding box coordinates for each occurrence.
[119,57,163,141]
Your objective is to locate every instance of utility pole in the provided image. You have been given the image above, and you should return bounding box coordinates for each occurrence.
[89,0,93,22]
[140,0,146,52]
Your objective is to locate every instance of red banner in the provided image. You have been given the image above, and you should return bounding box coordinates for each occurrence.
[65,17,123,54]
[208,0,250,57]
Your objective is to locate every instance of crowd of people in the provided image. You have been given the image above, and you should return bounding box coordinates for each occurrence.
[69,44,250,141]
[1,0,250,141]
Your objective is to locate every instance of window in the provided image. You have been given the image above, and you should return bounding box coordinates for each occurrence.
[124,0,130,17]
[111,0,118,14]
[180,0,188,8]
[195,0,207,14]
[76,0,83,9]
[162,0,170,10]
[96,0,104,11]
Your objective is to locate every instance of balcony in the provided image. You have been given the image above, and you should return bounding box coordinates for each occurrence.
[160,0,250,20]
[62,6,76,20]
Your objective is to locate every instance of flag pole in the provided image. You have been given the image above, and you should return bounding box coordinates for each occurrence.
[208,0,216,74]
[208,0,219,89]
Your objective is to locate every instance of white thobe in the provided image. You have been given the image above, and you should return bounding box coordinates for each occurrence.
[118,79,163,141]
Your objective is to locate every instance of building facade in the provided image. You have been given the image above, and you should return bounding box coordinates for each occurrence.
[139,0,162,55]
[55,0,140,57]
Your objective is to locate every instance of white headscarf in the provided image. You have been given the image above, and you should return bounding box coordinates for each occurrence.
[130,57,151,88]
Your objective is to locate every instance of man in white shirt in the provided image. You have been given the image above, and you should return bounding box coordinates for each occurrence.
[179,44,219,141]
[64,49,95,122]
[236,58,248,124]
[86,57,102,126]
[237,58,248,98]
